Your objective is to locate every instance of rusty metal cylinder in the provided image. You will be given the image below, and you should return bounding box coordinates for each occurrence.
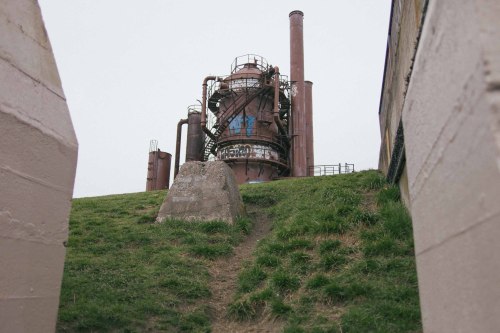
[146,150,171,191]
[305,80,314,176]
[186,111,204,162]
[289,10,307,177]
[211,57,290,184]
[155,151,171,189]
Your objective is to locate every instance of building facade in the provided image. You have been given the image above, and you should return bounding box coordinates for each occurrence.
[379,0,500,331]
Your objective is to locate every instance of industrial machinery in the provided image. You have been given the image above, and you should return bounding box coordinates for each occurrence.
[173,10,314,184]
[145,11,357,189]
[174,105,204,177]
[199,55,291,183]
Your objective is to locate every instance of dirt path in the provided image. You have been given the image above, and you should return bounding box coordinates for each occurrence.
[208,206,283,333]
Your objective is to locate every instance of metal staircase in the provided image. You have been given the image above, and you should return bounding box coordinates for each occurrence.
[203,83,272,160]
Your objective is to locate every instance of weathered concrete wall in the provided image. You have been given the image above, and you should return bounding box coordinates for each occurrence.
[378,0,427,175]
[157,161,244,224]
[403,0,500,331]
[0,1,78,332]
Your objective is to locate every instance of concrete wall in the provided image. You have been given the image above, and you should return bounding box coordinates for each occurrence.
[378,0,427,174]
[403,0,500,331]
[0,1,78,332]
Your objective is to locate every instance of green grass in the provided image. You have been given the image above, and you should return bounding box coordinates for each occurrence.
[231,170,421,332]
[57,190,251,332]
[58,170,421,332]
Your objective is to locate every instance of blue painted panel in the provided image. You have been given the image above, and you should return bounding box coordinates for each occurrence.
[229,115,243,135]
[246,115,255,137]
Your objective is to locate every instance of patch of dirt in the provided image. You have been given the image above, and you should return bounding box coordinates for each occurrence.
[361,190,378,213]
[208,205,284,333]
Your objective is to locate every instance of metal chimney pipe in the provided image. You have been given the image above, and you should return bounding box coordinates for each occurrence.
[305,80,314,176]
[289,10,307,177]
[174,118,188,178]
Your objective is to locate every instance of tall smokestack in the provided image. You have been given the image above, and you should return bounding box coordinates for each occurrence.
[289,10,307,177]
[305,80,314,176]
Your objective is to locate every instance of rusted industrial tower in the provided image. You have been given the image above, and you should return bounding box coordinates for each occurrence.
[173,10,314,184]
[174,105,205,177]
[289,10,314,176]
[200,55,291,183]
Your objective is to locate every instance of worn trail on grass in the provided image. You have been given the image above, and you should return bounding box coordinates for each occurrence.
[208,205,283,333]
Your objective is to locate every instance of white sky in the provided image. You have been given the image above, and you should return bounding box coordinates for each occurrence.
[38,1,391,198]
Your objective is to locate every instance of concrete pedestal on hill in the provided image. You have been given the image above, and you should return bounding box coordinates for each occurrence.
[157,161,244,224]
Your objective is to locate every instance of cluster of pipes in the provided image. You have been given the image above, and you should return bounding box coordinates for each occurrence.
[147,10,314,190]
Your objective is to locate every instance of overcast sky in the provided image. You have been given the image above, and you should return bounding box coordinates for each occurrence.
[38,1,391,198]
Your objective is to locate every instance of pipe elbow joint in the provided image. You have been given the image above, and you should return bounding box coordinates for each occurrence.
[203,75,222,86]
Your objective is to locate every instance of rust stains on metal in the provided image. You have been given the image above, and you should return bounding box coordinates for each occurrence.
[146,140,172,191]
[186,109,204,162]
[171,10,316,184]
[175,106,204,179]
[289,10,307,177]
[156,151,172,189]
[305,80,314,176]
[200,55,291,184]
[174,118,188,178]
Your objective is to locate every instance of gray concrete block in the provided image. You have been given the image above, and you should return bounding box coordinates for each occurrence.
[157,161,245,224]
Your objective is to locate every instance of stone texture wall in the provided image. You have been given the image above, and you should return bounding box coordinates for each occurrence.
[0,1,78,331]
[402,0,500,331]
[157,161,244,224]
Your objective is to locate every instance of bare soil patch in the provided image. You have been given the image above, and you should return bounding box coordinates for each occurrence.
[208,206,284,333]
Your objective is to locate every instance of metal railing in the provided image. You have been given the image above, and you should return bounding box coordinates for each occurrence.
[187,104,201,114]
[309,164,355,176]
[231,54,269,74]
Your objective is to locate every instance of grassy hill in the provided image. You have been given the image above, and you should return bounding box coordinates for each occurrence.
[57,170,421,332]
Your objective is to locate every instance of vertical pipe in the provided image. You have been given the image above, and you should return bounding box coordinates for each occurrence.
[186,111,204,161]
[174,118,188,178]
[289,10,307,177]
[305,80,314,176]
[201,76,220,141]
